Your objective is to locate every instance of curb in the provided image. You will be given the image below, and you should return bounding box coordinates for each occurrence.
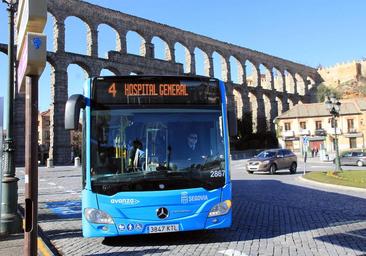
[17,205,61,256]
[298,176,366,192]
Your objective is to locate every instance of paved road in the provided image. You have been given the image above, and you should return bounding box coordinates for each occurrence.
[15,160,366,256]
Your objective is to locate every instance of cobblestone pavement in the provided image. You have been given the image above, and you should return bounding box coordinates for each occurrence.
[16,160,366,256]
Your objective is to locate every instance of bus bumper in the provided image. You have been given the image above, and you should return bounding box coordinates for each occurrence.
[82,210,232,237]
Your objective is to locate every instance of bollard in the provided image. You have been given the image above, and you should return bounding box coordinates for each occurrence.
[74,157,80,167]
[46,158,54,168]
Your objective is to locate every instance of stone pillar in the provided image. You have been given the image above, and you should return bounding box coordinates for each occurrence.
[303,76,309,95]
[87,24,98,57]
[241,63,247,86]
[255,64,261,88]
[226,85,236,119]
[225,58,231,83]
[240,87,251,122]
[269,96,278,132]
[141,42,154,59]
[293,76,298,95]
[165,43,174,62]
[281,72,287,92]
[256,90,266,133]
[207,56,214,77]
[49,68,71,165]
[270,69,275,90]
[14,93,25,166]
[187,51,196,75]
[117,30,127,54]
[54,18,65,52]
[282,93,290,112]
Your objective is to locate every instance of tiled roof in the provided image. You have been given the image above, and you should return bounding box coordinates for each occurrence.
[354,98,366,111]
[277,101,361,119]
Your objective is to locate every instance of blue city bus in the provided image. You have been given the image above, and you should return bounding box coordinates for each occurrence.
[65,76,237,237]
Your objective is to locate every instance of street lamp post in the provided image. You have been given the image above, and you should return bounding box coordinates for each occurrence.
[325,95,342,172]
[0,0,22,235]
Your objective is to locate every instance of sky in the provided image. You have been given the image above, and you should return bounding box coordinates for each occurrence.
[0,0,365,124]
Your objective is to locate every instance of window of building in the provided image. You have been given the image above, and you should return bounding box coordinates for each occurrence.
[315,121,322,129]
[284,122,291,131]
[300,121,306,129]
[329,118,338,128]
[347,119,354,132]
[349,137,357,148]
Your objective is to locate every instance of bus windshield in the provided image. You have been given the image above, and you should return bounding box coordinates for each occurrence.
[90,108,225,195]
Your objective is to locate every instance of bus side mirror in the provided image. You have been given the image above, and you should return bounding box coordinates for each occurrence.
[228,109,237,137]
[65,94,86,130]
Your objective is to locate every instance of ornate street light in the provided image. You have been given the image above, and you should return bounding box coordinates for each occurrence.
[1,0,21,235]
[325,95,342,172]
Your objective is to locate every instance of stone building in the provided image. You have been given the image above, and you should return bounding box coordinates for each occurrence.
[275,98,366,156]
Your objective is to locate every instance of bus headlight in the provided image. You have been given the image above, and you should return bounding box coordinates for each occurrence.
[84,208,114,224]
[208,200,232,217]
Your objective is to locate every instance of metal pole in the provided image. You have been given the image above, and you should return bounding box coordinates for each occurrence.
[334,116,342,172]
[24,75,39,256]
[0,0,21,235]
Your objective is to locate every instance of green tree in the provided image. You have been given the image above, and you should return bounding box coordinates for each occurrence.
[316,83,342,102]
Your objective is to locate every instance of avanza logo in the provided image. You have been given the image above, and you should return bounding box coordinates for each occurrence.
[110,199,140,205]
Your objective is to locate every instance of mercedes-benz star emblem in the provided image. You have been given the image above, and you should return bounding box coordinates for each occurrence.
[156,207,169,219]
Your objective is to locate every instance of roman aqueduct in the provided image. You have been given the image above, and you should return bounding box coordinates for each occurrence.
[0,0,321,165]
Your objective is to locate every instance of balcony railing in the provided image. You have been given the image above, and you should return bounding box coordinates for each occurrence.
[282,130,295,137]
[328,127,342,135]
[347,128,357,133]
[299,129,310,135]
[315,129,327,136]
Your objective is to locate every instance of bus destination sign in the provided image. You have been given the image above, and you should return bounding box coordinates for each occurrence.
[93,76,221,106]
[115,82,189,97]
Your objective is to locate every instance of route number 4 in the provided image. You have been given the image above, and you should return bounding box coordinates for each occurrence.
[108,83,117,97]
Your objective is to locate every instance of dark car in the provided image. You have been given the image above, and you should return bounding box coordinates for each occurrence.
[338,151,366,167]
[246,149,297,174]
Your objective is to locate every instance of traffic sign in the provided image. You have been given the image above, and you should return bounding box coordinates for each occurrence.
[16,0,47,59]
[17,32,46,93]
[303,136,309,146]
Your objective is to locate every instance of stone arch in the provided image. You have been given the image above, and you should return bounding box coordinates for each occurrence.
[307,76,316,90]
[288,98,295,108]
[65,16,89,55]
[233,89,243,120]
[230,56,243,84]
[259,64,272,90]
[100,67,119,76]
[245,60,258,87]
[194,47,209,77]
[273,67,284,92]
[285,69,295,94]
[126,30,146,56]
[212,51,228,81]
[129,70,144,75]
[295,73,306,96]
[151,36,171,61]
[98,23,119,59]
[248,91,258,133]
[67,63,91,96]
[174,42,189,73]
